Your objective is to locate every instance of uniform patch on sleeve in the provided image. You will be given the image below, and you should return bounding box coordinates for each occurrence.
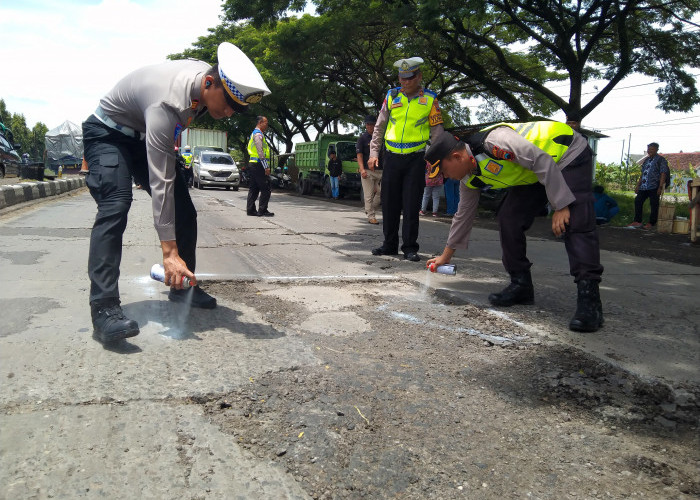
[174,123,183,141]
[429,100,443,126]
[491,146,514,161]
[484,160,503,175]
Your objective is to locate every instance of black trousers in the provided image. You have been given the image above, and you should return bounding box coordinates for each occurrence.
[246,163,271,213]
[497,147,603,283]
[633,189,661,225]
[380,150,426,254]
[83,116,197,304]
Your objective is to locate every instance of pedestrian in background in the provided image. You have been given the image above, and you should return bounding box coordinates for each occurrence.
[627,142,669,230]
[368,57,446,262]
[420,164,443,217]
[593,185,619,224]
[82,42,270,344]
[327,149,342,199]
[357,115,381,224]
[444,177,460,217]
[246,115,274,217]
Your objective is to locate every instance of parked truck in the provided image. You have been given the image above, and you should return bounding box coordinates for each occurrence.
[294,133,360,198]
[178,128,228,158]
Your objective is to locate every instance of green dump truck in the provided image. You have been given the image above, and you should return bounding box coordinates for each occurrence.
[294,134,360,198]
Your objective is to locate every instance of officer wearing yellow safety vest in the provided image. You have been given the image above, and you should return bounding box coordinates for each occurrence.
[425,122,604,332]
[368,57,445,262]
[181,145,194,187]
[246,115,274,217]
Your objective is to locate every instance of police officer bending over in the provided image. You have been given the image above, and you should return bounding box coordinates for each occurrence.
[83,42,270,344]
[425,122,604,332]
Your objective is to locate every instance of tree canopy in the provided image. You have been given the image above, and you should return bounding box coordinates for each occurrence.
[173,0,699,152]
[0,99,49,161]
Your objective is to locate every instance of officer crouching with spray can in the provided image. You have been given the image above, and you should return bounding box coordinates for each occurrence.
[82,42,270,344]
[425,123,604,332]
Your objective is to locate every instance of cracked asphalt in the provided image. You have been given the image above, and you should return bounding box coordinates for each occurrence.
[1,186,698,499]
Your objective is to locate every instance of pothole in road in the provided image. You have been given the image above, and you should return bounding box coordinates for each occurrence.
[193,279,700,500]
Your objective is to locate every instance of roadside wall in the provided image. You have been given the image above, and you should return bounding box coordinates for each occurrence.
[0,178,87,210]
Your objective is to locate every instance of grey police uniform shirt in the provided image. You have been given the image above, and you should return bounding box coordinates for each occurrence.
[369,88,445,158]
[99,59,210,242]
[445,126,589,250]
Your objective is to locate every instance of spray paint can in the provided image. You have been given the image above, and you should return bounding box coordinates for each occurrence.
[150,264,191,288]
[427,263,456,275]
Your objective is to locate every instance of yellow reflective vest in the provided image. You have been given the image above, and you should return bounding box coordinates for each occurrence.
[247,128,270,163]
[464,121,575,190]
[384,88,440,154]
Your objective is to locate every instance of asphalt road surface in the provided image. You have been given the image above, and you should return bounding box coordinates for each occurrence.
[1,185,698,499]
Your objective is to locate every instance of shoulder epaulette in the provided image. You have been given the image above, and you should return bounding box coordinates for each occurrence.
[423,89,438,98]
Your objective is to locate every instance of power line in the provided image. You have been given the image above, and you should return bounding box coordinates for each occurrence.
[598,117,700,131]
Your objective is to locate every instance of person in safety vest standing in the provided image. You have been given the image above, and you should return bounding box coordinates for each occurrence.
[367,57,445,262]
[246,115,274,217]
[425,123,604,332]
[180,145,194,187]
[82,42,270,344]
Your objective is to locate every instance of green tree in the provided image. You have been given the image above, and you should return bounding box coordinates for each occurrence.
[221,0,700,123]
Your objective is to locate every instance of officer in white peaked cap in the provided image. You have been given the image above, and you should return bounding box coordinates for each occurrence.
[367,56,445,262]
[82,42,270,345]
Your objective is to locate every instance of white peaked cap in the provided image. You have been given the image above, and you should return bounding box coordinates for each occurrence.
[217,42,271,105]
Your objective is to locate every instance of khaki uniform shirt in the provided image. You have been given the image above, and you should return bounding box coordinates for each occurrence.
[446,126,589,250]
[99,60,210,241]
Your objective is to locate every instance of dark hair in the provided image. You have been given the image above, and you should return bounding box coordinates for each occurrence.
[206,64,248,114]
[593,185,605,194]
[648,142,659,149]
[256,116,267,125]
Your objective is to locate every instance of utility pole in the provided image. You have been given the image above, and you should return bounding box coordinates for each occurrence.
[625,133,632,189]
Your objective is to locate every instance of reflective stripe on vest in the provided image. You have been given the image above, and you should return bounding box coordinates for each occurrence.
[384,88,435,154]
[247,128,270,163]
[464,121,574,190]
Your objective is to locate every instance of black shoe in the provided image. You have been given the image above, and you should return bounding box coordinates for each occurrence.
[91,301,140,344]
[404,252,420,262]
[168,286,217,309]
[247,210,258,216]
[257,210,275,217]
[488,271,535,306]
[569,280,604,332]
[372,246,398,256]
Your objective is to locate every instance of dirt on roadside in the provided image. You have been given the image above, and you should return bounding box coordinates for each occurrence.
[191,280,699,500]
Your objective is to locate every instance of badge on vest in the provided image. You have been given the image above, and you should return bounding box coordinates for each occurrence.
[418,96,427,105]
[491,146,515,161]
[391,96,403,109]
[484,160,503,175]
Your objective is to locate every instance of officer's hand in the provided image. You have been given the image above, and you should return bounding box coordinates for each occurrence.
[367,157,378,169]
[359,167,368,179]
[265,168,271,176]
[552,207,570,237]
[426,247,454,269]
[163,254,197,289]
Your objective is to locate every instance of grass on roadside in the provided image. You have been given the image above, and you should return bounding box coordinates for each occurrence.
[606,191,690,227]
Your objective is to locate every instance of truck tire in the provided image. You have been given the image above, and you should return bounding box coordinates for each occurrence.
[297,177,305,194]
[303,178,313,195]
[323,177,333,198]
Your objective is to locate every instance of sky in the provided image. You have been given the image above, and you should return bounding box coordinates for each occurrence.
[1,0,698,164]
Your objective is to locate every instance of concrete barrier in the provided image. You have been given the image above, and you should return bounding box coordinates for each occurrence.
[0,178,86,210]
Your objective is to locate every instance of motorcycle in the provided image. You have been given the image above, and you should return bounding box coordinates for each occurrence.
[270,166,292,190]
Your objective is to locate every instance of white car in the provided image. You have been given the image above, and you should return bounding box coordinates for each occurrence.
[193,152,240,190]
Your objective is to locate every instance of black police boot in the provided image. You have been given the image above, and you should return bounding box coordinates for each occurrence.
[569,280,604,332]
[91,300,140,344]
[169,286,217,309]
[488,270,535,307]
